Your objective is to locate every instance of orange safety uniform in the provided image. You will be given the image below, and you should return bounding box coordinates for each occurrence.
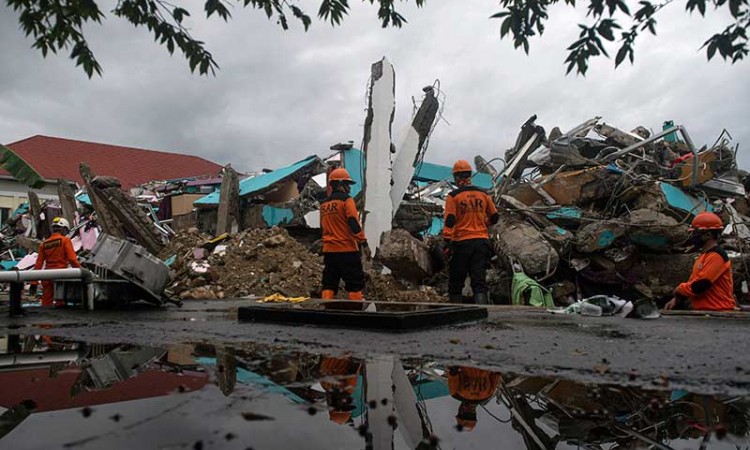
[34,232,80,306]
[448,366,502,431]
[320,191,367,300]
[675,247,735,311]
[321,192,366,253]
[448,366,502,403]
[320,356,361,425]
[443,186,499,242]
[443,185,499,302]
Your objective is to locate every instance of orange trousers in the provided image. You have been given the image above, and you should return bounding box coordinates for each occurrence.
[40,280,54,306]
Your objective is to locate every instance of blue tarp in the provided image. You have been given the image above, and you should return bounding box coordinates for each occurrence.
[195,156,320,206]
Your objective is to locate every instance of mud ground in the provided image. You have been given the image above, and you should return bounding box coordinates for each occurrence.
[2,300,749,396]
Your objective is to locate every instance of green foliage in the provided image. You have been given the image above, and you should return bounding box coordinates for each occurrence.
[4,0,748,77]
[490,0,748,75]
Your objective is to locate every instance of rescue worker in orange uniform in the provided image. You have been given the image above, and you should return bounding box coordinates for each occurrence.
[447,365,502,431]
[664,212,736,311]
[319,355,362,425]
[443,160,499,305]
[34,217,80,306]
[320,168,367,301]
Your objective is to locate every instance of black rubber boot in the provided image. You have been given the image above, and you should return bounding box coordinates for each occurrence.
[474,292,490,305]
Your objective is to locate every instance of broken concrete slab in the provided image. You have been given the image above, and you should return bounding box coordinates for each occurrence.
[490,215,559,277]
[575,220,626,253]
[390,86,439,214]
[376,229,434,283]
[627,208,688,251]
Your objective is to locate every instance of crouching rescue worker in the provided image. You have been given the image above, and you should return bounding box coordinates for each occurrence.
[34,217,80,306]
[443,160,499,305]
[320,168,367,301]
[664,212,736,311]
[447,365,502,432]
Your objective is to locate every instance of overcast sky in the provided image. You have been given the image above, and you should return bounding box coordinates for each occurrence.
[1,0,748,173]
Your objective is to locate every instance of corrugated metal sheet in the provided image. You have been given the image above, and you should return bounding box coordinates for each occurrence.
[195,156,319,206]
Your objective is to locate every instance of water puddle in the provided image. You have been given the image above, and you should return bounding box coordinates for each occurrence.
[1,334,748,449]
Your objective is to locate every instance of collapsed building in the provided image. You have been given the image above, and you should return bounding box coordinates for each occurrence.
[1,57,748,310]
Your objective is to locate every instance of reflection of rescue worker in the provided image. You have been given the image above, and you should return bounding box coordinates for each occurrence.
[443,160,499,305]
[319,356,362,425]
[665,212,736,311]
[447,366,501,431]
[34,217,80,306]
[320,168,367,301]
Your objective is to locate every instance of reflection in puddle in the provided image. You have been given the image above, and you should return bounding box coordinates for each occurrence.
[0,335,748,449]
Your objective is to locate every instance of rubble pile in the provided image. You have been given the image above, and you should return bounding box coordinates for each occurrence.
[159,226,446,302]
[160,227,324,299]
[366,271,444,303]
[468,117,750,305]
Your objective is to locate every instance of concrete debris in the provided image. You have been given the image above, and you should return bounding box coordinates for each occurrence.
[376,229,434,282]
[215,166,241,235]
[159,227,442,302]
[362,57,396,254]
[491,214,559,277]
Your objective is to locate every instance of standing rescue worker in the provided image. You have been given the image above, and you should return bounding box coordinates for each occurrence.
[34,217,80,306]
[320,168,367,300]
[319,355,362,425]
[443,160,499,305]
[664,212,736,311]
[447,365,502,432]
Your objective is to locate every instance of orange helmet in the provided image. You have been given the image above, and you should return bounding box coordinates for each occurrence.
[328,168,355,184]
[690,212,724,231]
[452,160,472,175]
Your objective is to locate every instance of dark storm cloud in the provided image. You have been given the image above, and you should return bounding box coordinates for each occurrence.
[0,0,748,174]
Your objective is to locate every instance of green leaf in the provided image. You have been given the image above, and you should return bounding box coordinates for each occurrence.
[615,44,628,66]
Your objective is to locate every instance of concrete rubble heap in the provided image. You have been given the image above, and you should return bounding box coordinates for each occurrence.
[157,226,442,302]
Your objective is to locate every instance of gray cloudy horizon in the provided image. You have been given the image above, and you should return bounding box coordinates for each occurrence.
[1,0,749,174]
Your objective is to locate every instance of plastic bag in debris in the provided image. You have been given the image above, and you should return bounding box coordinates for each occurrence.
[550,295,633,317]
[258,293,309,303]
[511,272,554,308]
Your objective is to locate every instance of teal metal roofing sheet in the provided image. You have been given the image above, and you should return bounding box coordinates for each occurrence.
[414,161,494,190]
[195,155,319,206]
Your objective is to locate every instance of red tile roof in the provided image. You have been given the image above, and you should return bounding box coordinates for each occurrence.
[2,135,224,189]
